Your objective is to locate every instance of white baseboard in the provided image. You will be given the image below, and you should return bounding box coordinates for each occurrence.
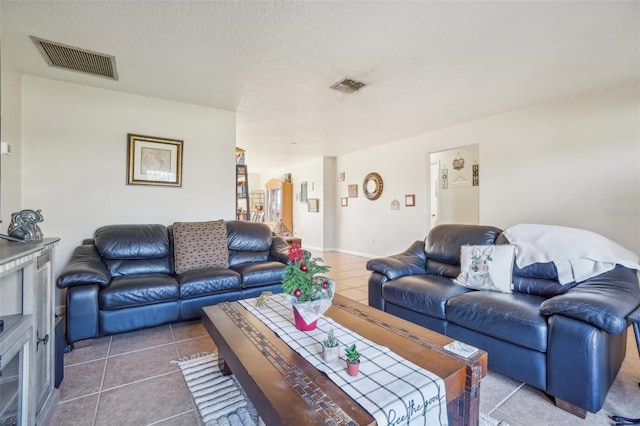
[306,246,376,259]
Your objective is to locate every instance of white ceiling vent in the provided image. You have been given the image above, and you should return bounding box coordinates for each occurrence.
[330,78,365,93]
[31,36,118,80]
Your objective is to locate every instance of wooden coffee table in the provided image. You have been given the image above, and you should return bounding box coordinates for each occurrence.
[202,294,487,425]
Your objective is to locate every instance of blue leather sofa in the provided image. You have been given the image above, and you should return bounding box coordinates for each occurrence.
[367,224,640,417]
[57,221,288,347]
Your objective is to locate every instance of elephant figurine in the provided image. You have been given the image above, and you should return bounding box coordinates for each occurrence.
[8,209,44,240]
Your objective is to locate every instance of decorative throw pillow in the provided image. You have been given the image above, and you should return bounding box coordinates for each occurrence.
[173,220,229,274]
[454,245,515,293]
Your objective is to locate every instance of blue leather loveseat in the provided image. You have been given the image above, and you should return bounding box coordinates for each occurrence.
[57,220,288,347]
[367,224,640,417]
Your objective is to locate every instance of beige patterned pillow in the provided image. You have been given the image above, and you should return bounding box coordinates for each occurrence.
[173,220,229,274]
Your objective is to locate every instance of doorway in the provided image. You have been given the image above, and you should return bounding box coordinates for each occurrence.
[429,144,479,226]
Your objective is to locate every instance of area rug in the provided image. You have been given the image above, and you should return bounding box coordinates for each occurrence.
[177,353,263,426]
[178,352,509,426]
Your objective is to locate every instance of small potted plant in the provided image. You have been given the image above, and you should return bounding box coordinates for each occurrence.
[322,328,340,362]
[345,343,361,376]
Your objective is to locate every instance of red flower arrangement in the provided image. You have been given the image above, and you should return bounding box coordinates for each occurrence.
[281,243,332,302]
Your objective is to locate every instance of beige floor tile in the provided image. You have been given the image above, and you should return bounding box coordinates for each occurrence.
[102,343,179,390]
[478,371,524,414]
[155,409,204,425]
[334,277,367,290]
[496,384,618,426]
[338,276,369,289]
[330,264,368,274]
[64,336,111,366]
[109,324,174,356]
[171,320,208,342]
[331,269,369,280]
[94,372,195,426]
[58,359,106,402]
[49,394,99,426]
[337,288,368,302]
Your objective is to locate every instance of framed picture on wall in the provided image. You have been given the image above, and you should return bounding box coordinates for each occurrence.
[405,194,415,207]
[307,198,319,213]
[348,184,358,198]
[341,197,348,207]
[301,182,308,202]
[127,134,183,187]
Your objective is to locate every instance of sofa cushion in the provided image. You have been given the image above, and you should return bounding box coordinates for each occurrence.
[382,275,472,320]
[231,261,286,288]
[99,274,179,310]
[95,224,169,259]
[226,221,272,266]
[424,225,502,275]
[446,291,548,352]
[454,245,515,293]
[96,224,172,277]
[177,268,242,299]
[105,258,172,277]
[173,220,229,274]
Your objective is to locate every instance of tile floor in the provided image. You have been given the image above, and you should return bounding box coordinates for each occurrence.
[51,252,640,425]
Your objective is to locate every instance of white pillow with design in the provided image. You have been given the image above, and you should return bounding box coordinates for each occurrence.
[454,245,515,293]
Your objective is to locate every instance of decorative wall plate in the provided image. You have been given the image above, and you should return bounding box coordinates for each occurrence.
[363,172,383,200]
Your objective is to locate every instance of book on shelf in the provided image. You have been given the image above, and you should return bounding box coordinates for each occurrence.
[443,340,478,358]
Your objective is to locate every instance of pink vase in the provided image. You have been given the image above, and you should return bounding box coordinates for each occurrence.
[347,360,360,377]
[292,306,318,331]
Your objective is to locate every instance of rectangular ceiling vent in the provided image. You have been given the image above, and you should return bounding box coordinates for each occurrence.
[31,36,118,80]
[330,78,365,93]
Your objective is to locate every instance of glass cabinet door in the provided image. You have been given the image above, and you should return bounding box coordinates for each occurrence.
[265,178,283,224]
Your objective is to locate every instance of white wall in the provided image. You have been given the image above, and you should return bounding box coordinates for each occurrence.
[322,157,336,250]
[0,68,23,224]
[21,76,236,285]
[333,84,639,258]
[335,142,428,257]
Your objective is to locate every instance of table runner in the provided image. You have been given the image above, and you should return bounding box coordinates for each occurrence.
[239,296,448,426]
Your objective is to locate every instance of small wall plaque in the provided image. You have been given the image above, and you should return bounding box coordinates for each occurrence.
[348,184,358,198]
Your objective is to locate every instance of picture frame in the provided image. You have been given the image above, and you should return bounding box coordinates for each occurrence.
[348,184,358,198]
[405,194,415,207]
[127,134,183,187]
[341,197,348,207]
[307,198,319,213]
[301,182,308,202]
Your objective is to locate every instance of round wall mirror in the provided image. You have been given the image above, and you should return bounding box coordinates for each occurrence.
[363,172,383,200]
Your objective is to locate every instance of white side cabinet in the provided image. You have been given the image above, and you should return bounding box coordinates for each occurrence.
[0,238,59,426]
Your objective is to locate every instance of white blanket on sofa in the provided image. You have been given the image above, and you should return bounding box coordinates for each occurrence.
[502,224,640,284]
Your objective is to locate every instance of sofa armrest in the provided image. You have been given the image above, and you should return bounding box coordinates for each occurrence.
[57,245,111,289]
[540,265,640,334]
[365,240,427,280]
[269,236,290,264]
[65,284,100,343]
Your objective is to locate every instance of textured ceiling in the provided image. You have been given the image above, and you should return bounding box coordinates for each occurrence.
[2,1,638,172]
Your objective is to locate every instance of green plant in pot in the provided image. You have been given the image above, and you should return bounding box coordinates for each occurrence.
[345,343,361,376]
[322,328,340,362]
